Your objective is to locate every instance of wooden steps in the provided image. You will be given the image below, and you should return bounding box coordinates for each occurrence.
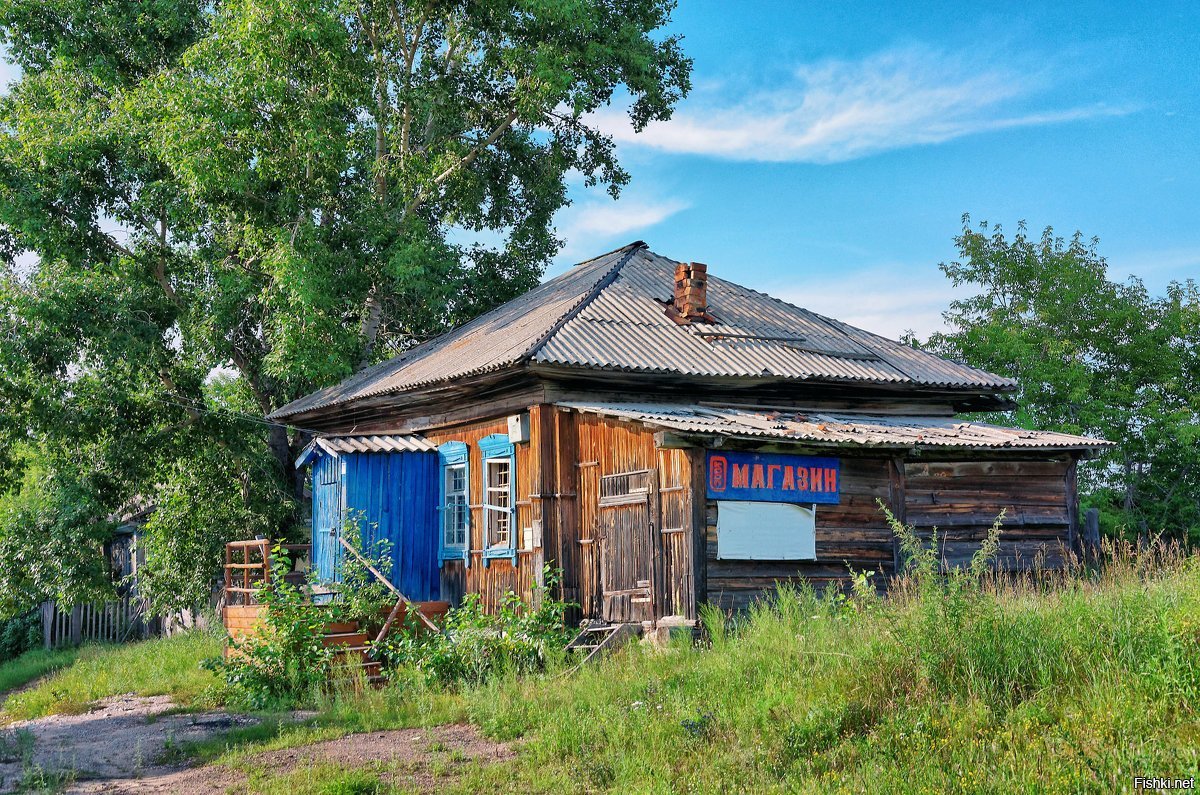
[565,622,641,665]
[323,621,385,687]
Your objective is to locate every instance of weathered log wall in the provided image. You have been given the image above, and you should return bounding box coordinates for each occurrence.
[904,459,1074,570]
[412,405,1077,621]
[423,416,542,613]
[703,455,1077,611]
[704,456,897,611]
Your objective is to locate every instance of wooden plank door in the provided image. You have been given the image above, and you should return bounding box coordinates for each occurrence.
[312,454,344,582]
[597,469,657,623]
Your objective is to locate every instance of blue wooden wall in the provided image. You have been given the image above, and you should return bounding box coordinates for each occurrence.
[309,450,440,601]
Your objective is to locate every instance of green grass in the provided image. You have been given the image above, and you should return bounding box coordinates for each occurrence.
[451,543,1200,794]
[12,541,1200,794]
[2,631,223,721]
[181,543,1200,794]
[0,648,79,698]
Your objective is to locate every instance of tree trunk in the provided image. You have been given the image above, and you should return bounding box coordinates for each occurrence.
[268,424,309,537]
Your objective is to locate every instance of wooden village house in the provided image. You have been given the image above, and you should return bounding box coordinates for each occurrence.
[268,242,1109,631]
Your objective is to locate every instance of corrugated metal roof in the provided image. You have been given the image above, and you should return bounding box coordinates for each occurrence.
[296,433,437,467]
[558,401,1112,452]
[272,242,1015,420]
[535,248,1010,387]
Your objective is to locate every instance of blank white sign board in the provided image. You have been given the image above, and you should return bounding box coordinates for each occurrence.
[716,501,816,560]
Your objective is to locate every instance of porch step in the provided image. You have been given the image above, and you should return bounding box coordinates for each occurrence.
[326,621,385,687]
[565,622,642,665]
[322,631,369,648]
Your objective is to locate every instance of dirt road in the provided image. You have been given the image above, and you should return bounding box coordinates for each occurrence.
[0,694,510,793]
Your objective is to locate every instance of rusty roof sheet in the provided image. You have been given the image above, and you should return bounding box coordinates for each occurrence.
[296,433,437,467]
[272,242,1015,420]
[558,401,1112,452]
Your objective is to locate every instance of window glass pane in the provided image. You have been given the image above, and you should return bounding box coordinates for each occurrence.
[443,463,468,550]
[485,458,513,548]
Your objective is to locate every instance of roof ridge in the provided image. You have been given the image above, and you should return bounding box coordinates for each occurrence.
[518,242,647,364]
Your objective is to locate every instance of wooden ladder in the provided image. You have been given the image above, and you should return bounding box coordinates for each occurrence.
[565,622,641,666]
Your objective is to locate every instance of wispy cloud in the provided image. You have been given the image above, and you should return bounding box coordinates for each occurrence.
[556,195,689,259]
[769,264,965,341]
[591,46,1132,163]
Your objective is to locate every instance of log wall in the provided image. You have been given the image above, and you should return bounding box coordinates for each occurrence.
[704,456,898,611]
[904,459,1074,570]
[412,405,1077,620]
[703,455,1077,611]
[423,416,543,613]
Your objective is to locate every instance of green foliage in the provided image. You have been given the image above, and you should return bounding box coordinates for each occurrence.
[3,631,222,720]
[330,518,396,628]
[0,0,691,617]
[0,448,117,614]
[208,546,336,710]
[0,610,42,664]
[916,217,1200,541]
[380,566,574,686]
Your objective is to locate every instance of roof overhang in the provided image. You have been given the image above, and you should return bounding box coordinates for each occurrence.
[295,433,437,469]
[557,401,1113,457]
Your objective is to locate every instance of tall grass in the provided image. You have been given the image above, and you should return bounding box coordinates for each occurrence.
[0,648,79,697]
[456,523,1200,793]
[3,631,223,720]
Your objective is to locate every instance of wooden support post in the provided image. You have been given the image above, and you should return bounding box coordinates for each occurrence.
[41,601,52,650]
[689,448,708,616]
[1083,508,1101,558]
[888,457,907,578]
[647,468,662,624]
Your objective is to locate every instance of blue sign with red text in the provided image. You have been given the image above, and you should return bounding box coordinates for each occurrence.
[706,450,840,504]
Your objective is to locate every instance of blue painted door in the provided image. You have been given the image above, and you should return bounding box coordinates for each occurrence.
[312,454,344,582]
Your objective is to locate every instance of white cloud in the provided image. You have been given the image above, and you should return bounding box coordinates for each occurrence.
[768,264,967,341]
[556,195,689,259]
[590,46,1131,163]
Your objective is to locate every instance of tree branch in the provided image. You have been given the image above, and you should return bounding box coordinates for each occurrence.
[402,109,520,220]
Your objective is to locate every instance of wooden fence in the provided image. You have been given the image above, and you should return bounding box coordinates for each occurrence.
[40,595,155,649]
[39,594,220,649]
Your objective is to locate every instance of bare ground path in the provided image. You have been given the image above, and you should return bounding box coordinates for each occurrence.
[0,694,510,793]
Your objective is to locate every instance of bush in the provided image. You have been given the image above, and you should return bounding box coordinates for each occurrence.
[0,611,41,664]
[206,545,336,710]
[379,567,575,687]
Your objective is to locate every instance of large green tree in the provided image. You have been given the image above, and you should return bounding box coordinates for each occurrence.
[918,217,1200,541]
[0,0,690,613]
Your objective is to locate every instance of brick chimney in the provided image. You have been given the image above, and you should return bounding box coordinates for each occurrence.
[671,262,710,323]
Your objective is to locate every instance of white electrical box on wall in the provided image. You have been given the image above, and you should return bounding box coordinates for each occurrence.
[507,413,530,443]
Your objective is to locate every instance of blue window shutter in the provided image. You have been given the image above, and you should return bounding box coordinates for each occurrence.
[437,442,470,567]
[478,434,517,566]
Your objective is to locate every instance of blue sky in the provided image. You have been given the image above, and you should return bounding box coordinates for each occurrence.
[551,0,1200,338]
[2,4,1195,340]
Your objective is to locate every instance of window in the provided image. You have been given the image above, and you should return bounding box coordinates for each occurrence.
[716,501,816,560]
[438,442,470,564]
[478,434,517,563]
[444,464,469,548]
[485,458,512,547]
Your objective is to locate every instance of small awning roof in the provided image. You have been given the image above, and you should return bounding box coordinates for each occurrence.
[295,434,437,468]
[557,401,1112,454]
